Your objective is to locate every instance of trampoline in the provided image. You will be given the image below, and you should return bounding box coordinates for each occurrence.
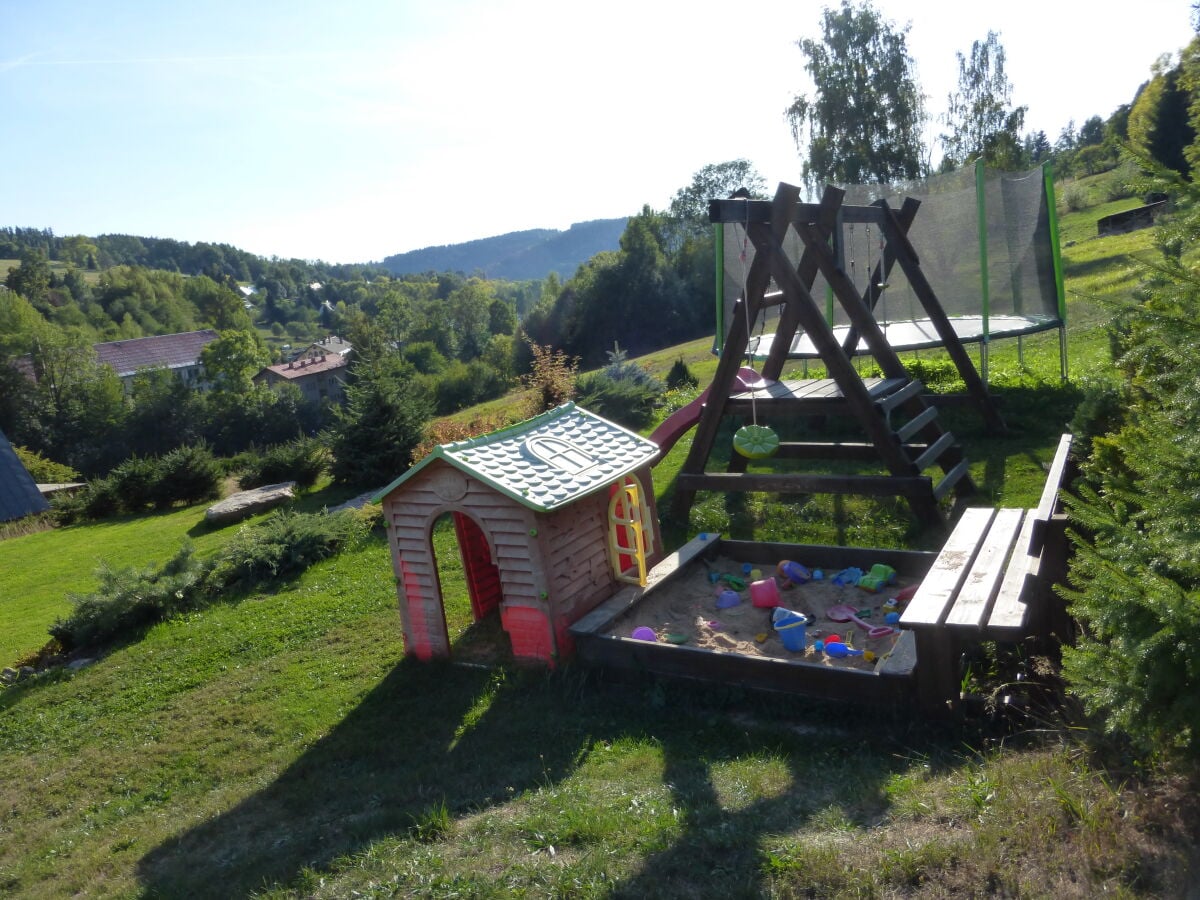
[748,312,1062,358]
[716,162,1067,383]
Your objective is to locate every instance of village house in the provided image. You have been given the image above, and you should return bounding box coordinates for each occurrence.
[255,348,349,405]
[296,334,352,361]
[93,329,220,393]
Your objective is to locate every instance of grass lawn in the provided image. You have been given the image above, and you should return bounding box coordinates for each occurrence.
[3,533,1192,898]
[0,503,230,664]
[0,480,363,665]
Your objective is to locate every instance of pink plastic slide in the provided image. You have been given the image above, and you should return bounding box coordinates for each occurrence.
[649,367,775,456]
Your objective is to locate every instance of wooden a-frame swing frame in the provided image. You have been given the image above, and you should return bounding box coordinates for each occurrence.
[669,182,1006,528]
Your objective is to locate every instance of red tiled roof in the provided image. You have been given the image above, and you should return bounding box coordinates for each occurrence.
[261,353,349,381]
[94,330,219,377]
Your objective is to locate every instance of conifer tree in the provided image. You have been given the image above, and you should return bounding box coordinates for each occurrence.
[1062,151,1200,756]
[328,355,433,489]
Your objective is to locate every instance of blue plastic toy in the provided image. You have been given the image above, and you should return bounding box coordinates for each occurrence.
[715,589,741,609]
[831,567,863,586]
[777,560,811,586]
[823,640,864,658]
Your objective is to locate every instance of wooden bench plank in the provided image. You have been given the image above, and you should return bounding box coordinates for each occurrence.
[945,507,1025,631]
[987,511,1042,638]
[1030,433,1073,552]
[900,507,996,628]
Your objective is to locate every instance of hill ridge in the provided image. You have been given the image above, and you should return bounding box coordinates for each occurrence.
[381,217,628,281]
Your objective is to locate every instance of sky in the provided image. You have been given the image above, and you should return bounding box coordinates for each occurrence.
[3,0,1194,265]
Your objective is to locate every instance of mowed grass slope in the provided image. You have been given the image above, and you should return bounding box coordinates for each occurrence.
[2,533,1190,898]
[0,504,232,663]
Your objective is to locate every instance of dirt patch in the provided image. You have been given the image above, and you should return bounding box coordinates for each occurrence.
[602,554,917,671]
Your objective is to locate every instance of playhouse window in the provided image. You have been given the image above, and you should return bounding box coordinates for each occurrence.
[524,436,597,475]
[607,474,655,586]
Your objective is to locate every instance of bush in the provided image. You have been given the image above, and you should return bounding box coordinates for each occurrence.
[49,509,369,654]
[153,444,222,507]
[1067,377,1125,458]
[50,543,209,651]
[575,371,662,430]
[434,359,509,414]
[14,446,79,484]
[1061,182,1089,212]
[47,444,222,522]
[109,456,160,511]
[665,357,699,390]
[80,477,123,521]
[1103,164,1139,202]
[237,437,328,490]
[207,509,367,590]
[575,343,666,430]
[413,413,513,462]
[520,341,578,418]
[1061,157,1200,758]
[329,357,433,490]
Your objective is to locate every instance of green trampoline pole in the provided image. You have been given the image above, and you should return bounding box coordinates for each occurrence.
[714,222,724,356]
[1043,162,1069,382]
[975,159,992,386]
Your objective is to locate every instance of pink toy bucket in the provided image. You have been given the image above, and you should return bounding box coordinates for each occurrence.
[750,578,781,608]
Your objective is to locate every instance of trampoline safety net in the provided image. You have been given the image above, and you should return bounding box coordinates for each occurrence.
[719,162,1065,363]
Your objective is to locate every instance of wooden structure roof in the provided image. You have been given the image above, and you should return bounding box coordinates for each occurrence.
[0,430,49,523]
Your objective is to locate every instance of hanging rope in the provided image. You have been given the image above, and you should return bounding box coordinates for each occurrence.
[731,206,779,460]
[868,224,888,338]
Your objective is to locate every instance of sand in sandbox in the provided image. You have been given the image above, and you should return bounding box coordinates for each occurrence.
[604,555,914,671]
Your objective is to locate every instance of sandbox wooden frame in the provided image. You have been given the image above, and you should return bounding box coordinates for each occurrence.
[572,434,1076,716]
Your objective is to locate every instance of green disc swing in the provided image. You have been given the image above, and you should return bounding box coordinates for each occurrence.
[730,213,779,460]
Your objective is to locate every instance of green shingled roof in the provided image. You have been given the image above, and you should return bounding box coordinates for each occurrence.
[374,403,661,512]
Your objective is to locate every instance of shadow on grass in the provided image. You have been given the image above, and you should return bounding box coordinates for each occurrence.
[137,658,589,897]
[137,658,965,898]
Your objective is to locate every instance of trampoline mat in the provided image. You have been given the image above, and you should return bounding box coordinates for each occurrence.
[747,315,1062,360]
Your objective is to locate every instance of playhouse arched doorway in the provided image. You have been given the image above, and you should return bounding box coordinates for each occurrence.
[431,510,513,664]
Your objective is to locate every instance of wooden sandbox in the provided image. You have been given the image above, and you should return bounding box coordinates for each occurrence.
[570,435,1075,715]
[569,534,929,707]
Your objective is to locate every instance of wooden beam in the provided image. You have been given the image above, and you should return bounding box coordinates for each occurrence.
[708,197,897,226]
[1030,433,1074,552]
[841,197,920,357]
[675,471,935,498]
[762,185,844,382]
[875,198,1007,435]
